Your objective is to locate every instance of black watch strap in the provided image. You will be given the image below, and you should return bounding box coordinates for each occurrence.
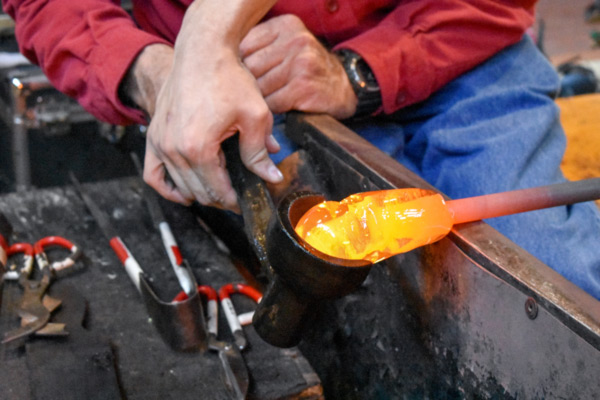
[336,49,382,117]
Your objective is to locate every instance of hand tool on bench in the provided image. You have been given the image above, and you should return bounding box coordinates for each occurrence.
[3,236,81,343]
[69,172,208,352]
[0,236,8,273]
[0,212,12,303]
[0,213,10,271]
[130,152,196,295]
[174,283,262,400]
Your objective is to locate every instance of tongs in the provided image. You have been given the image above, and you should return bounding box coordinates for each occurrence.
[69,172,207,352]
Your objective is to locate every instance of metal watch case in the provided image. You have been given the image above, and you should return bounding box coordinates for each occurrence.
[336,49,382,116]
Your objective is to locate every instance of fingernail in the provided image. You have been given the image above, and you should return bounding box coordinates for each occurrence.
[269,164,284,182]
[268,134,281,151]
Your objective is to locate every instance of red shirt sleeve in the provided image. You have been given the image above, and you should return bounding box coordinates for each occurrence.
[2,0,172,125]
[334,0,536,114]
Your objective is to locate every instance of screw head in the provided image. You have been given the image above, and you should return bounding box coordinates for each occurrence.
[525,297,538,320]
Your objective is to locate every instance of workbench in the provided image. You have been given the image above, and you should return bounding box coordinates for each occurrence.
[0,177,322,399]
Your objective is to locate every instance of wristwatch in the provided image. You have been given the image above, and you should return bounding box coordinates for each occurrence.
[336,49,381,117]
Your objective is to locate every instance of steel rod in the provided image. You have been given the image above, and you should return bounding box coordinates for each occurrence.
[447,178,600,224]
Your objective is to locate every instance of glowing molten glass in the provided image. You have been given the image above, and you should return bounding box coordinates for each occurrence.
[294,188,454,263]
[294,179,600,263]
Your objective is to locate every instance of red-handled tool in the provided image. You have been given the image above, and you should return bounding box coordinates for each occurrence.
[70,172,208,352]
[197,285,220,342]
[131,153,195,295]
[0,212,12,274]
[0,233,8,269]
[34,236,81,273]
[108,236,144,292]
[3,242,33,281]
[174,283,262,335]
[131,153,196,294]
[219,283,262,351]
[4,236,80,281]
[69,173,144,292]
[3,235,81,343]
[174,283,261,400]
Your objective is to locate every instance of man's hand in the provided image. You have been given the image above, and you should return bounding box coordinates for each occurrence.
[144,48,282,210]
[240,14,358,119]
[126,0,282,211]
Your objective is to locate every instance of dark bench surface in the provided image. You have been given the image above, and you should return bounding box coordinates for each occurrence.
[0,177,321,400]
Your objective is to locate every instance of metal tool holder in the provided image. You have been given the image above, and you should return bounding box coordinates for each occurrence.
[0,64,98,191]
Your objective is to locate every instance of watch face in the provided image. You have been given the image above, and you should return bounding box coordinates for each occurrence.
[355,58,380,92]
[341,50,379,93]
[338,49,381,116]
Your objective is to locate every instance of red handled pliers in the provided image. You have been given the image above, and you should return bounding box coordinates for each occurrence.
[2,236,81,344]
[174,283,262,399]
[0,232,8,271]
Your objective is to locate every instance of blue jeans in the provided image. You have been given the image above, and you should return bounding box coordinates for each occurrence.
[272,35,600,301]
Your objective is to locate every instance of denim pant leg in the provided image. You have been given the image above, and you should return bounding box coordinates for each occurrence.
[383,36,600,300]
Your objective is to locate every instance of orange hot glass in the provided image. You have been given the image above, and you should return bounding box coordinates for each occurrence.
[294,188,453,263]
[294,178,600,263]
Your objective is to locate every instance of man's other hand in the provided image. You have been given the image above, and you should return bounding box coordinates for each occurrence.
[240,14,358,119]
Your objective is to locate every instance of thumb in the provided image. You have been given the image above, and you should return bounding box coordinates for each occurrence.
[240,143,283,184]
[237,115,283,185]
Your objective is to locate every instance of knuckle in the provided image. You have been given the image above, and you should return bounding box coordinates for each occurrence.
[291,31,313,49]
[279,14,303,29]
[178,137,200,159]
[178,126,210,161]
[295,50,322,74]
[246,101,272,122]
[161,139,177,156]
[204,186,224,206]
